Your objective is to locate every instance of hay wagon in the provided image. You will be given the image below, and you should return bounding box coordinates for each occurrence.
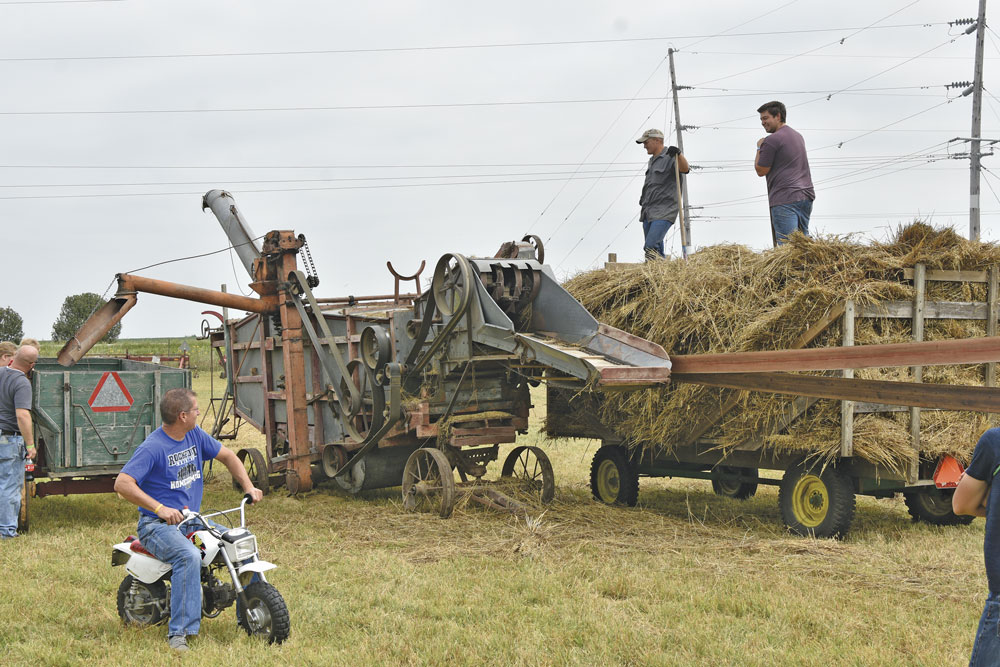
[21,356,190,531]
[548,257,1000,538]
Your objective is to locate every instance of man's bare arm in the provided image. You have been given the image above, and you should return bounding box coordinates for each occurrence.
[113,472,184,524]
[954,473,989,517]
[15,408,35,459]
[754,137,770,177]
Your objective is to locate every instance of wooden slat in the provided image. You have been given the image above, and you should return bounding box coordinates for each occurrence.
[903,268,988,283]
[675,302,847,449]
[990,267,998,428]
[908,264,925,483]
[858,300,988,320]
[841,300,855,457]
[673,372,1000,414]
[671,336,1000,374]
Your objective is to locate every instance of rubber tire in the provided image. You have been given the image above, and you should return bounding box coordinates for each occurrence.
[903,488,974,526]
[238,581,290,645]
[116,575,167,626]
[18,480,32,533]
[711,466,758,500]
[590,446,639,507]
[778,460,856,539]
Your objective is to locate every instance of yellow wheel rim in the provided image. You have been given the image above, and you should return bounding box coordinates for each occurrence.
[791,474,828,527]
[597,460,620,501]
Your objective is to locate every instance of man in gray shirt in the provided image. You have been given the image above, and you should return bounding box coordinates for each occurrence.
[637,128,689,260]
[754,101,815,246]
[0,345,37,538]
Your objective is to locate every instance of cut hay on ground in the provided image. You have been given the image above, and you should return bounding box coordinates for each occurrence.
[557,224,1000,471]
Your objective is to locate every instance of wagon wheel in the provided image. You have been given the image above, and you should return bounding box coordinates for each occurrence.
[18,480,33,533]
[233,448,269,495]
[778,459,855,539]
[711,465,759,500]
[402,448,456,518]
[589,445,638,506]
[501,446,555,504]
[903,489,974,526]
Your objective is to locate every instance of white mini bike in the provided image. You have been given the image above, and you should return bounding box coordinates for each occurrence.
[111,495,289,644]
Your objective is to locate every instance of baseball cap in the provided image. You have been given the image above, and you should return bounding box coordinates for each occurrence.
[636,129,664,143]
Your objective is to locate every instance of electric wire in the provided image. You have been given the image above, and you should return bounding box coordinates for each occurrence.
[0,23,950,63]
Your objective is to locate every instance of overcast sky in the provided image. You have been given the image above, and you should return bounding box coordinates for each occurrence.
[1,0,995,340]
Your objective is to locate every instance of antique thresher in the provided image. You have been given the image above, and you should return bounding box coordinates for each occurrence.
[58,190,672,517]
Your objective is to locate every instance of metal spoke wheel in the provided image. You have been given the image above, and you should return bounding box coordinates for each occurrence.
[233,448,269,495]
[338,359,384,443]
[402,448,456,518]
[501,446,555,504]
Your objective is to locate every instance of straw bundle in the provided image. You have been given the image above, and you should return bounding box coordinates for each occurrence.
[558,224,1000,472]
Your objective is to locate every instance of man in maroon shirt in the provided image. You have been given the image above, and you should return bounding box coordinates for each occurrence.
[754,101,815,247]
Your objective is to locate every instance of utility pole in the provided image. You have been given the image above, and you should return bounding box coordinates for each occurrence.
[668,48,692,256]
[970,0,987,241]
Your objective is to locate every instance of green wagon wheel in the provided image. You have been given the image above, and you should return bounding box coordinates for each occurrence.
[233,448,269,495]
[778,459,855,539]
[711,466,758,500]
[589,445,638,506]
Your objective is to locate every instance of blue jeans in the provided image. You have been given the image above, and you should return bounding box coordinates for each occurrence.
[137,514,225,637]
[0,435,25,538]
[770,199,813,245]
[971,592,1000,666]
[642,219,673,258]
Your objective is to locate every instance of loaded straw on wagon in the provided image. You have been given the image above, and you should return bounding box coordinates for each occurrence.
[548,224,1000,537]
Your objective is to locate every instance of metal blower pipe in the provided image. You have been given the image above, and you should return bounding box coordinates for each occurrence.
[117,274,277,313]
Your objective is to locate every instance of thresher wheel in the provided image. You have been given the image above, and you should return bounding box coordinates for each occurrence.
[233,448,270,495]
[711,466,759,500]
[402,448,456,518]
[432,253,472,317]
[778,459,855,539]
[18,480,33,533]
[501,446,555,504]
[903,489,974,526]
[589,445,638,507]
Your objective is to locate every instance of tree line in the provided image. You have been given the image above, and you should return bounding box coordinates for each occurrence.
[0,293,121,344]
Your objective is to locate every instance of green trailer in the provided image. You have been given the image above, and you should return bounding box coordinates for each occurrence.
[20,357,190,531]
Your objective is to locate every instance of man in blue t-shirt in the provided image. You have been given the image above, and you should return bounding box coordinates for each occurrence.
[114,387,263,653]
[954,428,1000,665]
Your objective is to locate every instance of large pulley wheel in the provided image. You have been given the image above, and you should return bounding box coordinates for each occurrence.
[360,325,391,373]
[321,444,348,478]
[711,465,759,500]
[339,359,385,443]
[233,448,269,495]
[589,445,638,506]
[432,253,473,317]
[778,459,855,539]
[402,448,456,518]
[500,446,555,504]
[903,488,974,526]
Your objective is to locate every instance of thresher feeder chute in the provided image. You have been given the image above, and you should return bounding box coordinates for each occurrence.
[58,191,1000,519]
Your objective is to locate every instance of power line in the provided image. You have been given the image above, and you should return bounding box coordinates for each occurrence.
[0,23,950,63]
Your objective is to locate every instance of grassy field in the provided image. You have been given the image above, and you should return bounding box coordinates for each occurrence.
[0,350,990,665]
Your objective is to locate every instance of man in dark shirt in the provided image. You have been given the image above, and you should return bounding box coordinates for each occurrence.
[0,346,37,538]
[754,101,815,247]
[954,429,1000,665]
[636,128,689,260]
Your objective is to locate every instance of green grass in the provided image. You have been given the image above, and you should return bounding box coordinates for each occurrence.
[1,342,989,665]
